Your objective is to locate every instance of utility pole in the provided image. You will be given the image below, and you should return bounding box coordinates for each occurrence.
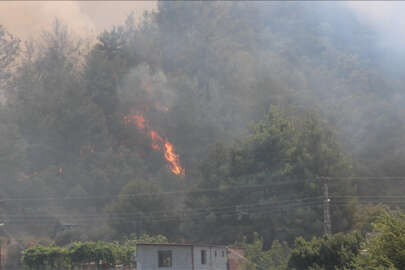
[322,177,332,235]
[0,200,5,270]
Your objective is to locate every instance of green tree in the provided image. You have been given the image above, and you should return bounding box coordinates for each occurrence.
[0,108,25,190]
[355,210,405,270]
[237,232,290,270]
[106,178,179,238]
[21,244,67,270]
[85,14,138,129]
[287,232,363,270]
[0,25,19,85]
[349,204,388,234]
[186,106,353,245]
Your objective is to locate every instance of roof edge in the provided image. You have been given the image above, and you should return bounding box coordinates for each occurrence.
[136,243,228,248]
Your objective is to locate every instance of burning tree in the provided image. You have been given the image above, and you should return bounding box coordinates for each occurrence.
[124,110,185,177]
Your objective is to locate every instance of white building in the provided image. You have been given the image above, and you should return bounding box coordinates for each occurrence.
[135,243,229,270]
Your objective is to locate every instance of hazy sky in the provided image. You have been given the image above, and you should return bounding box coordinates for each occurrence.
[0,1,403,50]
[0,1,156,39]
[347,1,405,49]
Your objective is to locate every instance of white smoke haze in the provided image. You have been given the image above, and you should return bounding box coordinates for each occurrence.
[0,0,403,52]
[346,1,405,50]
[2,1,405,260]
[0,1,156,40]
[0,1,94,39]
[119,64,174,112]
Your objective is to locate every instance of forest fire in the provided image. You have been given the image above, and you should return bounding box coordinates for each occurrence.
[124,111,185,177]
[164,141,185,176]
[123,113,146,128]
[156,103,169,112]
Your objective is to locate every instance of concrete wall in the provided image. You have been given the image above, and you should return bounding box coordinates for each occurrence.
[136,245,228,270]
[136,245,192,270]
[193,246,227,270]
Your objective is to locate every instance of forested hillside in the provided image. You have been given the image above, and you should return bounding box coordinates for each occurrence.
[1,1,405,265]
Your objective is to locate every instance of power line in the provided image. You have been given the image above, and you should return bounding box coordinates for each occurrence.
[323,176,405,181]
[0,180,312,202]
[4,176,405,226]
[333,195,405,199]
[54,196,323,217]
[4,200,325,224]
[4,197,324,220]
[6,204,324,225]
[9,195,405,224]
[3,176,405,202]
[8,191,405,223]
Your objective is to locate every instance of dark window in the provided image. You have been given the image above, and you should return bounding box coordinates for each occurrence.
[215,250,217,257]
[222,250,225,257]
[201,250,207,265]
[158,250,172,267]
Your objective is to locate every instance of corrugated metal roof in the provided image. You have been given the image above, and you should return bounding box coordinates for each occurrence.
[136,243,227,248]
[137,243,192,247]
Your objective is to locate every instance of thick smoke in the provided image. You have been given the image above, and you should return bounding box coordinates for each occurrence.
[119,64,174,113]
[0,1,155,39]
[2,2,405,265]
[345,1,405,74]
[347,2,405,48]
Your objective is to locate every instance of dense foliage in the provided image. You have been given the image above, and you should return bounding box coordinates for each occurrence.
[21,234,167,270]
[284,210,405,270]
[287,232,363,270]
[236,232,290,270]
[354,210,405,270]
[184,106,353,245]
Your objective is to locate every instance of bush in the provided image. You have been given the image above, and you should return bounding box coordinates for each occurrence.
[21,233,167,269]
[287,232,363,270]
[354,210,405,270]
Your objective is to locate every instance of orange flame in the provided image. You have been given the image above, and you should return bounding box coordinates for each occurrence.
[156,103,169,112]
[123,112,147,129]
[134,114,146,129]
[123,111,185,177]
[149,130,164,151]
[164,141,185,176]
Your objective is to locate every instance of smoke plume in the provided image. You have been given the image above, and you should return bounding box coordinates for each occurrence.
[0,1,156,39]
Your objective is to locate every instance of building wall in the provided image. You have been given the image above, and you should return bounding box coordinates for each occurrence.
[136,245,192,270]
[136,245,228,270]
[193,246,227,270]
